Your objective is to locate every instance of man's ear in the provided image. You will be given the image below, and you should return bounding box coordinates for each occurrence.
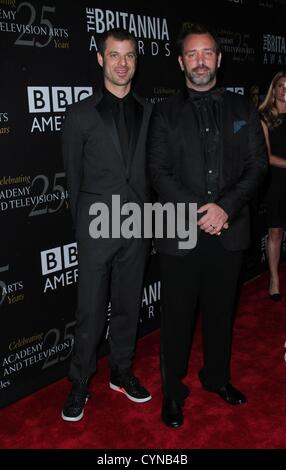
[97,52,103,67]
[178,56,184,71]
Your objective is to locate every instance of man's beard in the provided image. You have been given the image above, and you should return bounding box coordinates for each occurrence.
[187,66,217,86]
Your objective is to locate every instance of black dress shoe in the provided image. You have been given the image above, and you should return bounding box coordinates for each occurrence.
[206,383,246,405]
[269,293,282,301]
[161,399,183,428]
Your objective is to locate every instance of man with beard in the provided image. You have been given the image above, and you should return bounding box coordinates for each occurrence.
[61,28,152,422]
[148,23,267,428]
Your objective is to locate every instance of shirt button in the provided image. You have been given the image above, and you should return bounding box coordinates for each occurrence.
[207,191,212,195]
[208,170,213,174]
[206,128,209,132]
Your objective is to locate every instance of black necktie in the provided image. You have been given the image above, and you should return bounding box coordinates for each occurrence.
[118,100,129,165]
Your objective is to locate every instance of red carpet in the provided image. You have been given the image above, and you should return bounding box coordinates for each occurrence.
[1,266,286,449]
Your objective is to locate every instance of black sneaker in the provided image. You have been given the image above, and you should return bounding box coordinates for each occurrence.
[61,381,90,422]
[109,369,152,403]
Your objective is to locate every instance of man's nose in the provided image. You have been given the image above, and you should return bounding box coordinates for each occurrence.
[197,53,205,65]
[118,55,127,65]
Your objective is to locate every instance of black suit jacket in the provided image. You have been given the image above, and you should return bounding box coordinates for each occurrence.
[62,88,153,229]
[148,89,268,254]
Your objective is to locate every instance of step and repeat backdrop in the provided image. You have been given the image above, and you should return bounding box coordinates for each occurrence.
[1,0,286,407]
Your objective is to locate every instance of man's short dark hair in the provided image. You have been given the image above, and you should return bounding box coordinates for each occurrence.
[97,28,138,56]
[177,23,221,55]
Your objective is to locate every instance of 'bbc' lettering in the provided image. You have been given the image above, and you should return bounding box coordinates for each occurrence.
[27,87,93,113]
[41,243,78,275]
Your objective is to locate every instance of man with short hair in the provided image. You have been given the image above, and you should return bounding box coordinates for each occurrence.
[61,28,152,422]
[148,23,268,428]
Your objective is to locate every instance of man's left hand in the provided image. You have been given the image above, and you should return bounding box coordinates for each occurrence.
[197,203,229,236]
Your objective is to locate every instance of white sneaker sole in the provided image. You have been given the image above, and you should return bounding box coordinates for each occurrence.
[61,397,89,422]
[109,382,152,403]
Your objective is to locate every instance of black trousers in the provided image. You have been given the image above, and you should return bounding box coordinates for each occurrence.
[159,232,243,404]
[69,198,149,382]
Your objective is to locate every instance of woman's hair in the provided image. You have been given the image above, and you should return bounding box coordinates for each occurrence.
[259,71,286,128]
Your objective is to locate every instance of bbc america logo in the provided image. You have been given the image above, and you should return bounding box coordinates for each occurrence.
[40,243,78,275]
[40,243,78,292]
[27,86,93,132]
[27,86,93,113]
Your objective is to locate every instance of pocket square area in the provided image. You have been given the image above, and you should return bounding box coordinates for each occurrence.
[233,120,246,133]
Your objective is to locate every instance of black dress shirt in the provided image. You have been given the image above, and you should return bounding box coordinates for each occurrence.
[188,87,224,202]
[104,88,135,164]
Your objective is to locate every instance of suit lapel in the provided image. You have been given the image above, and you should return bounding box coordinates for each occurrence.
[179,96,206,194]
[126,93,152,178]
[220,94,234,186]
[95,97,126,169]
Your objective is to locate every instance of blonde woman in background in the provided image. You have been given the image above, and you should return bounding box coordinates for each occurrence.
[259,71,286,301]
